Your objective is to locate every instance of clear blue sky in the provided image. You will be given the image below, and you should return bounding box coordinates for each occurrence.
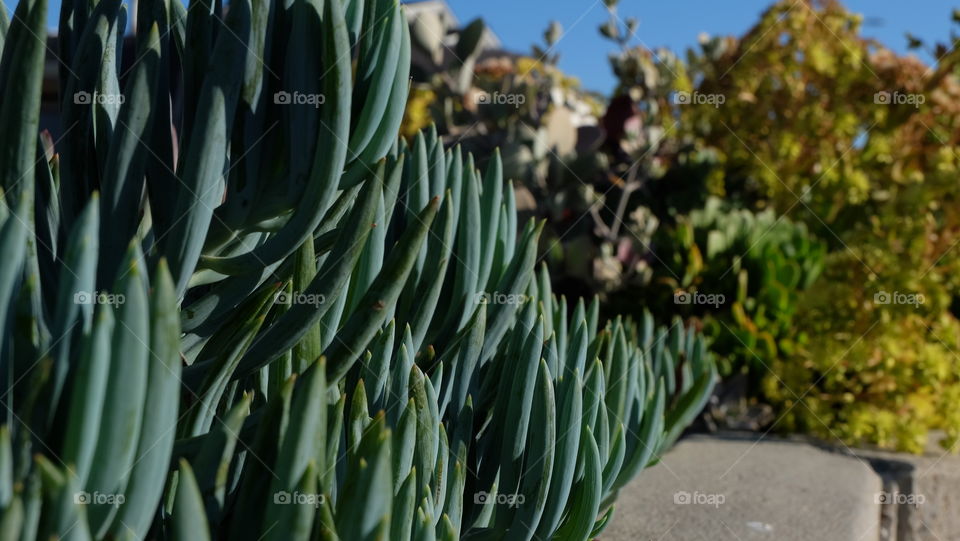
[5,0,957,93]
[445,0,959,93]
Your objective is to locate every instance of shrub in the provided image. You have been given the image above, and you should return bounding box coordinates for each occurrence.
[644,197,825,381]
[674,0,960,451]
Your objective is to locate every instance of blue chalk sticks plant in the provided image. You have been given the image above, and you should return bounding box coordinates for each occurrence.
[0,0,716,538]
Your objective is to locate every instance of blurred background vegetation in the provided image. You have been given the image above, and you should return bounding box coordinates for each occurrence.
[402,0,960,453]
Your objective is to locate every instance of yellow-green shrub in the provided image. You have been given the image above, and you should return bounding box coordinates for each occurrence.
[672,0,960,451]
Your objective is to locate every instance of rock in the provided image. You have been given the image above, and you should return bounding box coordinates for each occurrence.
[604,434,881,540]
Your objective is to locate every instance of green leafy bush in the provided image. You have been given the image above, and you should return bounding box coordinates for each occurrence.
[668,0,960,451]
[645,198,825,380]
[764,226,960,453]
[0,0,716,538]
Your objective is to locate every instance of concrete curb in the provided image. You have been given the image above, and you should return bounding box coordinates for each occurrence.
[850,448,960,541]
[604,434,881,540]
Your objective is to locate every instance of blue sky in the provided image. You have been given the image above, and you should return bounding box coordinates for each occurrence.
[6,0,957,93]
[446,0,960,92]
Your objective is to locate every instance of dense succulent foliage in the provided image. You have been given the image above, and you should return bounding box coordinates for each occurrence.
[0,0,716,538]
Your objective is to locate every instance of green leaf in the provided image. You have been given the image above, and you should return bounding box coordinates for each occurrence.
[336,414,393,541]
[551,428,602,541]
[480,219,543,362]
[411,366,439,491]
[402,192,454,354]
[612,379,665,492]
[348,3,401,161]
[0,0,47,199]
[292,233,322,374]
[535,369,582,538]
[477,149,503,291]
[171,460,212,541]
[0,177,32,362]
[393,398,417,491]
[506,360,556,541]
[49,195,99,417]
[165,0,252,294]
[187,393,252,526]
[0,494,23,541]
[447,158,481,331]
[61,306,113,487]
[663,362,717,449]
[324,196,439,382]
[0,426,12,507]
[86,243,150,536]
[56,0,122,225]
[200,0,352,273]
[262,462,319,541]
[98,23,160,282]
[390,468,417,541]
[234,177,381,378]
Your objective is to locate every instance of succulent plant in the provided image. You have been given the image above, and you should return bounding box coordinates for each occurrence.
[651,197,825,378]
[0,0,716,539]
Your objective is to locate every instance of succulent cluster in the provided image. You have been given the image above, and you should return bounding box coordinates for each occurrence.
[652,197,826,378]
[0,0,716,538]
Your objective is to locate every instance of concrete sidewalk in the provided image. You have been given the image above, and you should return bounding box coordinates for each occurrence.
[604,434,881,541]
